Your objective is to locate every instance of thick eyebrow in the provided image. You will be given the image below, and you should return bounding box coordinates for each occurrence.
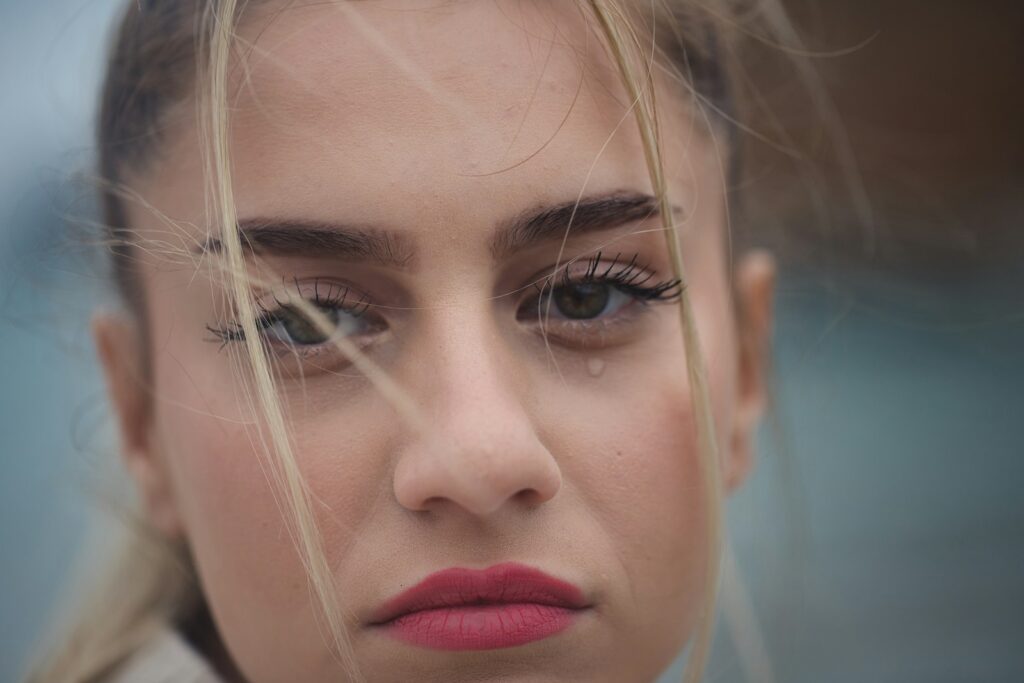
[490,192,669,258]
[196,192,670,266]
[199,219,414,267]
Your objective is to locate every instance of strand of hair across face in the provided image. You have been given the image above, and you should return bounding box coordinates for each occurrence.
[197,0,364,679]
[588,2,725,682]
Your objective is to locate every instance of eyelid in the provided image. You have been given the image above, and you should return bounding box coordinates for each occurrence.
[526,252,678,300]
[253,277,368,315]
[257,279,384,339]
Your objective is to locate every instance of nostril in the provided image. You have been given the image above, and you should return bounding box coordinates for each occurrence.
[421,496,446,511]
[512,488,545,507]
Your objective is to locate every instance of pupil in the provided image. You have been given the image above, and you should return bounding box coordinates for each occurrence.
[553,283,609,320]
[282,306,338,345]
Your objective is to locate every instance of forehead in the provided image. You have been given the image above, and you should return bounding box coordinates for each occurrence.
[236,1,617,155]
[138,0,717,249]
[219,1,693,217]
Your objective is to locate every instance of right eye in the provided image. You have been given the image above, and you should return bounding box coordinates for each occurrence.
[259,302,377,347]
[206,279,389,361]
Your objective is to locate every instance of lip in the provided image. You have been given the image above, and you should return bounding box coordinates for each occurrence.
[368,562,590,651]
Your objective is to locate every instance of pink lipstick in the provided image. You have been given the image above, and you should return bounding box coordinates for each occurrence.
[369,563,589,650]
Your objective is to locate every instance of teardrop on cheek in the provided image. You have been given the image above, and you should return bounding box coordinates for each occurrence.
[586,357,606,378]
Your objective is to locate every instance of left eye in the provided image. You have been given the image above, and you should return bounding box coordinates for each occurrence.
[262,304,372,346]
[531,282,633,321]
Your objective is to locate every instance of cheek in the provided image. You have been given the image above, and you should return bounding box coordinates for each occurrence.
[149,338,397,679]
[148,320,283,556]
[550,307,737,653]
[151,353,303,600]
[148,335,338,677]
[544,350,710,661]
[561,375,704,561]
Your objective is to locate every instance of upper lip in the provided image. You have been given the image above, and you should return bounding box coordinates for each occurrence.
[368,562,590,625]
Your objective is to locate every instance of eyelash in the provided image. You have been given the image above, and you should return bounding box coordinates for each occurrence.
[539,251,683,303]
[205,278,371,349]
[204,252,682,353]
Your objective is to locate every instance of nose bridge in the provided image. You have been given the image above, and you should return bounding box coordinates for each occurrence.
[437,305,517,418]
[392,301,562,517]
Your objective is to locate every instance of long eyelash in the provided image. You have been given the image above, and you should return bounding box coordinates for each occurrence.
[553,251,684,302]
[205,321,247,349]
[205,277,369,348]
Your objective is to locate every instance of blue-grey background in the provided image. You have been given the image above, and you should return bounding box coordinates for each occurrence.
[2,1,1022,682]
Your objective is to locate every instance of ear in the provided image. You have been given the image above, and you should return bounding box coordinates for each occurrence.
[93,313,183,537]
[724,250,776,493]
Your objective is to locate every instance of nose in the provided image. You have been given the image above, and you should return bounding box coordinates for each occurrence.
[392,322,562,517]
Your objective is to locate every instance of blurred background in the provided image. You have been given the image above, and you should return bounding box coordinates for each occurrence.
[1,1,1021,682]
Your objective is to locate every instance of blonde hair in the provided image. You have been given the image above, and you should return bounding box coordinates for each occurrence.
[28,1,818,682]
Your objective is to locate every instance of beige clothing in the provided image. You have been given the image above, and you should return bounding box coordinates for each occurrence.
[108,629,223,683]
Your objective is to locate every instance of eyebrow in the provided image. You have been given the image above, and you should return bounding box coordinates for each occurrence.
[198,192,668,266]
[491,192,666,258]
[200,220,414,267]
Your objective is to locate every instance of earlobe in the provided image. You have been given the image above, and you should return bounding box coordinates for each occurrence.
[725,250,776,492]
[93,313,183,537]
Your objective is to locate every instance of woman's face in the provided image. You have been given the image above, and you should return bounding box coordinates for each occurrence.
[96,2,773,682]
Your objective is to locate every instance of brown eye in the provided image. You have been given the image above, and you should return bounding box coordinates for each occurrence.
[551,283,611,319]
[518,281,633,325]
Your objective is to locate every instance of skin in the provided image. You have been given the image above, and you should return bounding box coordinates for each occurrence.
[95,2,775,682]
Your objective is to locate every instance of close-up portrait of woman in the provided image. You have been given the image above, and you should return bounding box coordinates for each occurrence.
[1,1,1022,683]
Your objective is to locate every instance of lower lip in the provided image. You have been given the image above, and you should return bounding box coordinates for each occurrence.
[382,603,581,650]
